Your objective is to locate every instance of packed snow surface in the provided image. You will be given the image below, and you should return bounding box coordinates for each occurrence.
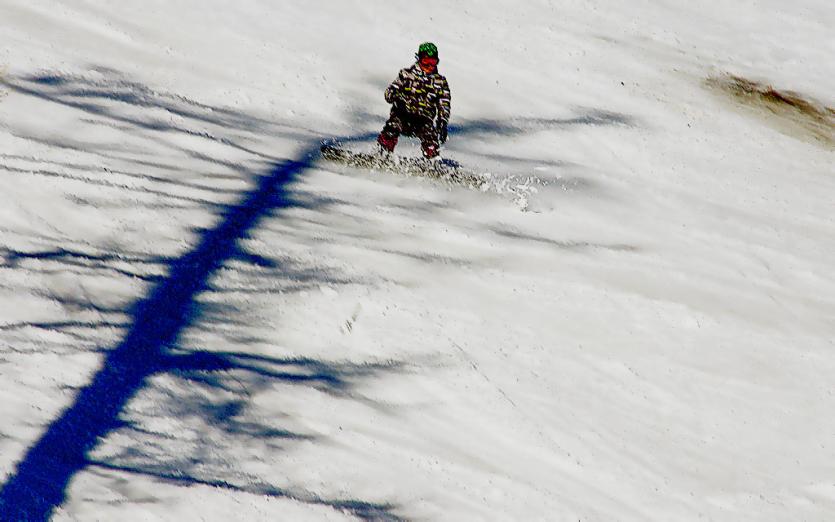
[1,1,833,521]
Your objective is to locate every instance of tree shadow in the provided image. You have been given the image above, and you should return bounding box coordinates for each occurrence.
[0,70,403,521]
[0,68,637,521]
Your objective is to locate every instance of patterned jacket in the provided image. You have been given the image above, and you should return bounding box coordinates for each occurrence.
[385,64,451,125]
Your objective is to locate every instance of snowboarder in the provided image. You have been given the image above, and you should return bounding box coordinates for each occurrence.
[377,42,451,159]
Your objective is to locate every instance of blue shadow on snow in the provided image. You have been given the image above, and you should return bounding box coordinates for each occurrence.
[0,69,635,522]
[0,148,320,520]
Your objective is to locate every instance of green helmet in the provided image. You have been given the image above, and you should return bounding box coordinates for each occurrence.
[417,42,439,59]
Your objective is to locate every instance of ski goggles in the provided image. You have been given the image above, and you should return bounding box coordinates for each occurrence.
[419,55,439,66]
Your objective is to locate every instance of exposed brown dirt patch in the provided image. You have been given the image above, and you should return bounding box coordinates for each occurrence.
[707,74,834,149]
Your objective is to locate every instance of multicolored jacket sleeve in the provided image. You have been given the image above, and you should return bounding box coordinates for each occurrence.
[385,70,407,104]
[437,76,451,125]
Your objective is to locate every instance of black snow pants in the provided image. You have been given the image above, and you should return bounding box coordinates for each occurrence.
[379,104,439,157]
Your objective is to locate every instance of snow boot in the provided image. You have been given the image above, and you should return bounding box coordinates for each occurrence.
[377,133,398,153]
[422,143,440,159]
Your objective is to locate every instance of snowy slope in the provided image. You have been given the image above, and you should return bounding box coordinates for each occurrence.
[1,1,834,521]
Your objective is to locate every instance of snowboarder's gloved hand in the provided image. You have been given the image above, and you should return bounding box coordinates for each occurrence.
[439,122,448,144]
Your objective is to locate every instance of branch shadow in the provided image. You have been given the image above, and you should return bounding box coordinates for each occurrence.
[490,227,640,253]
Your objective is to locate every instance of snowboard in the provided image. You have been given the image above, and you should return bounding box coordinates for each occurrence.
[319,143,485,187]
